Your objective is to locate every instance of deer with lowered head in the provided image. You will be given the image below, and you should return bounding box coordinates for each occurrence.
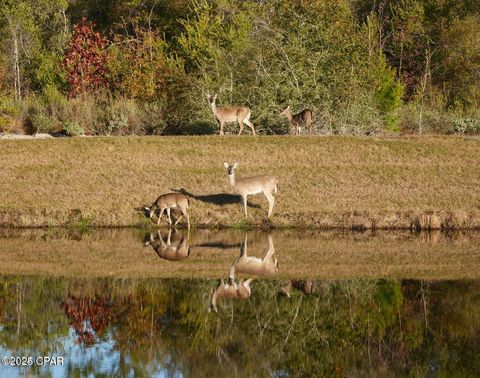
[281,105,313,135]
[208,94,256,135]
[144,229,190,261]
[209,277,253,313]
[228,234,278,284]
[144,193,190,229]
[224,162,278,218]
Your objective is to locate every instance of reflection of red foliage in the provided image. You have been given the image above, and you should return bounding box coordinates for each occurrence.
[62,17,108,98]
[0,297,4,322]
[62,295,112,345]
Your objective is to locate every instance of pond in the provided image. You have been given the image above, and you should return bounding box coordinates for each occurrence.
[0,229,479,377]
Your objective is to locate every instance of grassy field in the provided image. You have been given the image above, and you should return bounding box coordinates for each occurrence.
[1,228,479,279]
[0,135,479,229]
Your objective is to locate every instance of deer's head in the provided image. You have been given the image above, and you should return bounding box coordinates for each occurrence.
[223,161,238,176]
[280,105,291,115]
[207,94,217,105]
[144,206,153,218]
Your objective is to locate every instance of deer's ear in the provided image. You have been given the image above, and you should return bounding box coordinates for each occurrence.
[223,162,229,169]
[287,105,290,110]
[233,162,238,169]
[214,94,218,99]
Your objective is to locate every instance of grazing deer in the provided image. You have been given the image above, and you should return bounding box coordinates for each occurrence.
[228,234,278,283]
[209,278,253,313]
[281,280,313,298]
[281,105,313,135]
[208,94,256,135]
[144,193,190,229]
[144,229,190,261]
[224,162,278,218]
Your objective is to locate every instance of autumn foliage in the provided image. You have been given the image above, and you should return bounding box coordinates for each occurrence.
[62,294,112,345]
[63,18,108,98]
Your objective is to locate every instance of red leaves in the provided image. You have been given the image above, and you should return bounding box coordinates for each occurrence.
[62,18,109,98]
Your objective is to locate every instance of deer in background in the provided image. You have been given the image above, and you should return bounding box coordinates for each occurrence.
[281,105,313,135]
[281,280,313,298]
[144,193,190,229]
[208,94,256,135]
[209,278,253,313]
[224,162,278,218]
[228,234,278,283]
[144,229,190,261]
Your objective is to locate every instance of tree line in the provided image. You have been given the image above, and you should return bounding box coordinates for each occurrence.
[0,0,479,136]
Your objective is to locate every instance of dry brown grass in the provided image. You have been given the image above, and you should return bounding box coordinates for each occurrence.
[0,229,479,280]
[0,135,479,229]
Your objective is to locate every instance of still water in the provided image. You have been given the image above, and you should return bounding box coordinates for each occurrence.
[0,229,479,377]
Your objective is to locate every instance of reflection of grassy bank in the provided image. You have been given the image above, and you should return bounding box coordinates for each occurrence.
[0,136,479,229]
[1,276,479,377]
[1,228,479,279]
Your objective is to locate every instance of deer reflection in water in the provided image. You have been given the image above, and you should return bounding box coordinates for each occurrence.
[209,278,253,313]
[228,234,278,284]
[144,228,190,261]
[281,280,313,297]
[210,234,279,313]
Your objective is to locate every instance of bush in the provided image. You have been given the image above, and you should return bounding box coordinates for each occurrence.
[63,121,84,136]
[141,102,167,135]
[62,96,101,134]
[0,95,20,132]
[452,118,480,134]
[104,98,144,135]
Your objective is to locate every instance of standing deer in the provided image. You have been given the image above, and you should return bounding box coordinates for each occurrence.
[281,105,313,135]
[144,193,190,229]
[208,94,256,135]
[209,278,253,313]
[224,162,278,218]
[228,234,278,283]
[144,229,190,261]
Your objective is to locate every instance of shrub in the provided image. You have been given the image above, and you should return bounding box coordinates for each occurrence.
[63,121,84,136]
[104,98,144,135]
[140,102,167,135]
[452,118,480,134]
[0,95,20,131]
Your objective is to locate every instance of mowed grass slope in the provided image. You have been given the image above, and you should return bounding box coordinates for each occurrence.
[0,135,479,228]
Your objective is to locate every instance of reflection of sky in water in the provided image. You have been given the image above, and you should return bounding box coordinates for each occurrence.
[0,327,179,378]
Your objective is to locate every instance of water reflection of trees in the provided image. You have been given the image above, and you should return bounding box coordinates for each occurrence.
[62,295,113,345]
[0,277,479,377]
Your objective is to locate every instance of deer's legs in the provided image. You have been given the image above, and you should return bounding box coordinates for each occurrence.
[175,207,190,229]
[265,234,275,259]
[228,264,236,285]
[167,208,172,225]
[244,119,255,135]
[218,120,224,135]
[157,208,165,225]
[241,195,248,218]
[173,215,182,226]
[265,192,275,218]
[238,120,244,135]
